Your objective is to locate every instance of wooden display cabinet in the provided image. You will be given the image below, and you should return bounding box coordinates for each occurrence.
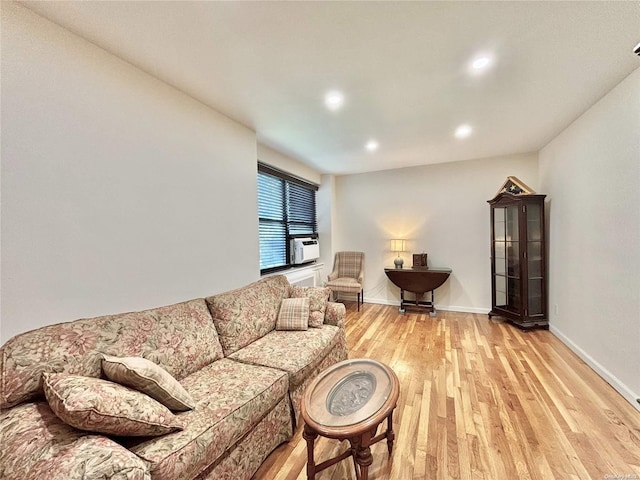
[488,190,548,329]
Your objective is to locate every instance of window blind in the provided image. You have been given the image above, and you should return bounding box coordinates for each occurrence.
[258,163,318,273]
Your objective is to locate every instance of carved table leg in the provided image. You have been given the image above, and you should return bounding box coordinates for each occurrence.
[386,411,396,454]
[303,423,318,480]
[351,435,373,480]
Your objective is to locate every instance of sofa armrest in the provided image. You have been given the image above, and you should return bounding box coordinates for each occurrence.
[1,402,152,480]
[324,302,346,328]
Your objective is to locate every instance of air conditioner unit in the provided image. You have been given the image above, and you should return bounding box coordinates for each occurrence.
[291,237,320,265]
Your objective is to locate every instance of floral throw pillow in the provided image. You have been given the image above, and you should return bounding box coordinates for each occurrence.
[276,297,310,331]
[43,373,183,437]
[290,286,331,328]
[101,354,195,411]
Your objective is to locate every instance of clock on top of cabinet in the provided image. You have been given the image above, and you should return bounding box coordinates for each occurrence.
[488,177,548,329]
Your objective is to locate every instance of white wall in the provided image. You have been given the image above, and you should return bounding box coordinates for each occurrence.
[1,4,260,343]
[257,143,321,185]
[317,174,337,282]
[333,153,539,312]
[539,67,640,410]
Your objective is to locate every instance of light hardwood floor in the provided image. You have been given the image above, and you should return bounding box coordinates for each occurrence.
[254,303,640,480]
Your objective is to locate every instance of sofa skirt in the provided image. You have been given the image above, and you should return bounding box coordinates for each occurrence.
[195,394,292,480]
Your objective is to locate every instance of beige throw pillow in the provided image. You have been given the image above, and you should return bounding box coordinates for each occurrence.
[290,286,330,328]
[276,297,310,331]
[101,354,195,411]
[43,372,183,437]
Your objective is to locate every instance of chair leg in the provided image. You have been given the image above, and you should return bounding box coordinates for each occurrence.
[357,291,361,311]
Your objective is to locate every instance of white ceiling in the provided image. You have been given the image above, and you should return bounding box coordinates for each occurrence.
[21,1,640,175]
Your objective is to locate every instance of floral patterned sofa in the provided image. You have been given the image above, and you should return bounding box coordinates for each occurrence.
[0,275,347,480]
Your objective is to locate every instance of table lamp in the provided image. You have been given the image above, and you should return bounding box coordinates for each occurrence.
[390,239,406,268]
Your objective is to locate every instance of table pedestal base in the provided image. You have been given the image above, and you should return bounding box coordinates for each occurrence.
[303,411,395,480]
[399,289,436,315]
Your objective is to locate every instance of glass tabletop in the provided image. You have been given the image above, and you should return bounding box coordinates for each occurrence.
[305,358,393,428]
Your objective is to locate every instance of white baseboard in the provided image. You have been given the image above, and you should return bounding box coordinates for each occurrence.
[362,297,490,315]
[550,325,640,412]
[435,305,491,315]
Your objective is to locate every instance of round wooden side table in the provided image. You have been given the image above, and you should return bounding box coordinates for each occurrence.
[301,358,400,480]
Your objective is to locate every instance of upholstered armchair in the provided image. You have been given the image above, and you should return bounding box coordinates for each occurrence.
[326,251,364,311]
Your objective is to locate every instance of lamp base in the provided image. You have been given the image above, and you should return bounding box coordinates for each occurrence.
[394,257,404,269]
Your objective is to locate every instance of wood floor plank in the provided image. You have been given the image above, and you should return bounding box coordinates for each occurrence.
[253,303,640,480]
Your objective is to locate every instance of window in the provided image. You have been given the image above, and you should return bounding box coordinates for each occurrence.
[258,163,318,273]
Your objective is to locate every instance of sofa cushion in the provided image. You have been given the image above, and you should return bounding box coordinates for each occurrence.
[0,298,223,409]
[290,286,331,328]
[324,301,346,328]
[288,331,348,427]
[101,355,195,411]
[276,297,309,331]
[0,402,151,480]
[229,325,341,388]
[205,275,290,356]
[126,359,290,480]
[43,373,182,437]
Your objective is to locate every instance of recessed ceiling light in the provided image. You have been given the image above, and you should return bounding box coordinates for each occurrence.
[472,57,491,70]
[324,90,344,111]
[469,54,494,74]
[365,140,379,152]
[455,124,473,139]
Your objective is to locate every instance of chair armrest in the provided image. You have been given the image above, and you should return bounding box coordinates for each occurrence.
[324,302,346,328]
[328,271,339,281]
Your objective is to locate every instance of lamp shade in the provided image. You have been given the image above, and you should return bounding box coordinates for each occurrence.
[390,239,405,253]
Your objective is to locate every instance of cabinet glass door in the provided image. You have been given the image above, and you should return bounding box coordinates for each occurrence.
[527,203,543,315]
[494,205,520,313]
